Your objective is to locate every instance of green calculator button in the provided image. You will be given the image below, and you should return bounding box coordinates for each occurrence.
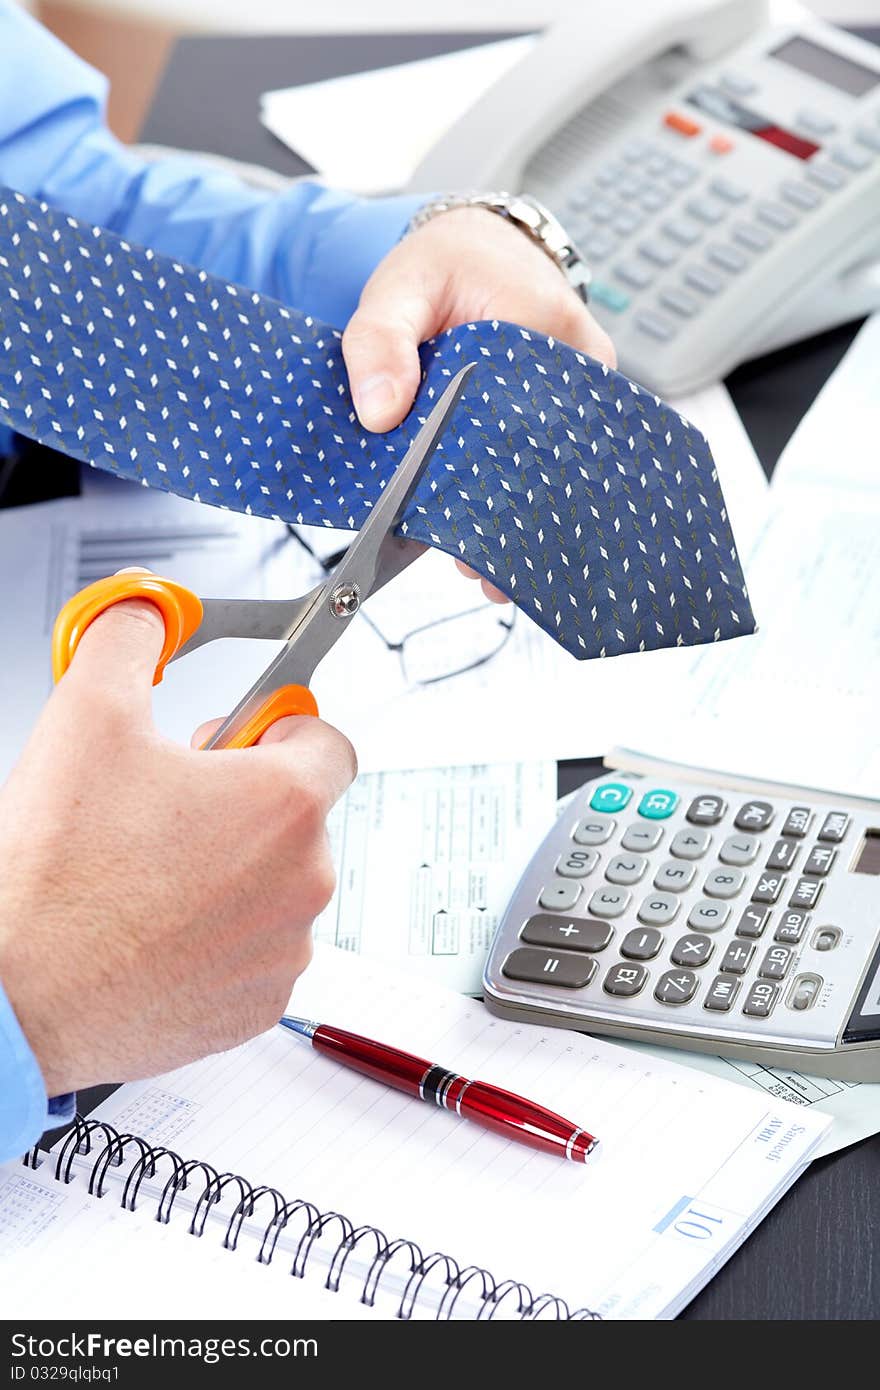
[638,789,680,820]
[589,782,633,814]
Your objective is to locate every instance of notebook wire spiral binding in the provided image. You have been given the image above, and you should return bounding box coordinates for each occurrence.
[25,1116,602,1321]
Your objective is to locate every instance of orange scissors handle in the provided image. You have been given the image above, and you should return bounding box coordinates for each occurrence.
[51,574,317,748]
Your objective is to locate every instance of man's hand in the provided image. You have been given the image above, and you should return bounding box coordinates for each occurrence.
[0,596,355,1096]
[342,206,616,600]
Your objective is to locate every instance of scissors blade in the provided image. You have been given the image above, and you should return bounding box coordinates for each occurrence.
[203,361,473,750]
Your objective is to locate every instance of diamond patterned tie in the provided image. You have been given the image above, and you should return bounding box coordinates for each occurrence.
[0,188,754,659]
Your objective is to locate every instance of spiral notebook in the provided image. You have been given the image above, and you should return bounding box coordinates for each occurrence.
[0,947,831,1320]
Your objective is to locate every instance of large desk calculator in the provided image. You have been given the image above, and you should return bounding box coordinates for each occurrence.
[484,759,880,1079]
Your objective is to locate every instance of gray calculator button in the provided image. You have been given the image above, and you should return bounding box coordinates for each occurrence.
[759,945,792,981]
[671,828,712,860]
[704,974,741,1012]
[687,899,730,932]
[774,911,810,945]
[706,243,748,273]
[734,800,774,831]
[832,144,872,171]
[670,933,714,967]
[589,886,632,918]
[806,161,847,190]
[780,181,821,211]
[634,311,676,341]
[709,177,749,203]
[766,838,800,872]
[605,854,648,886]
[721,940,754,975]
[639,240,677,267]
[573,817,615,846]
[732,221,772,252]
[620,927,664,961]
[818,811,849,843]
[637,892,680,926]
[603,962,648,997]
[686,795,726,826]
[668,162,699,188]
[521,914,613,953]
[719,834,760,866]
[686,196,727,224]
[782,806,812,838]
[704,868,746,899]
[790,877,823,910]
[756,201,797,230]
[555,847,600,879]
[736,904,770,938]
[751,872,786,904]
[614,260,653,289]
[855,125,880,154]
[659,287,699,318]
[622,823,664,852]
[742,980,779,1018]
[804,844,837,876]
[538,879,583,912]
[796,108,835,135]
[662,217,702,246]
[503,947,597,990]
[684,264,724,295]
[654,969,699,1006]
[654,859,696,892]
[812,926,841,952]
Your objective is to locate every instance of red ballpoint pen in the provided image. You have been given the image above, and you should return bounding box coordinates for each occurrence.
[279,1015,598,1163]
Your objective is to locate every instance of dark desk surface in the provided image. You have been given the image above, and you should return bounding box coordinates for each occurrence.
[82,28,880,1319]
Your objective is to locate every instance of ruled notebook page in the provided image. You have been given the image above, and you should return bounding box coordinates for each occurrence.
[91,946,831,1318]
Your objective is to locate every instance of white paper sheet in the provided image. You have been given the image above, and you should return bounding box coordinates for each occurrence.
[314,760,557,993]
[78,946,831,1321]
[615,314,880,799]
[259,36,537,194]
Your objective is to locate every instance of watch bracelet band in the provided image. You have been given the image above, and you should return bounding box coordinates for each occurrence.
[408,192,591,305]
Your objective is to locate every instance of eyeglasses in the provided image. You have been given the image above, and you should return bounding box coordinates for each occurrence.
[286,526,516,687]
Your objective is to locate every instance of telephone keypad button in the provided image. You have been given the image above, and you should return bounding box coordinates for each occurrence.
[707,243,748,273]
[684,264,724,294]
[756,201,797,230]
[659,285,699,318]
[732,222,772,252]
[634,311,676,340]
[780,180,822,211]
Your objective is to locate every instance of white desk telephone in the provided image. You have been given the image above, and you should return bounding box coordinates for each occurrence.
[410,0,880,396]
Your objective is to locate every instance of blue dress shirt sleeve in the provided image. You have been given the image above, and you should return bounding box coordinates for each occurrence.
[0,979,73,1163]
[0,1,425,328]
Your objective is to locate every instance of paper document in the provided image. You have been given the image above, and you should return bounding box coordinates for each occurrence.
[314,760,557,993]
[2,946,829,1320]
[260,36,537,194]
[615,314,880,799]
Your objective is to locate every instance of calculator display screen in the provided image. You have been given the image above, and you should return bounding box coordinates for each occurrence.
[770,36,880,97]
[853,829,880,875]
[687,85,819,160]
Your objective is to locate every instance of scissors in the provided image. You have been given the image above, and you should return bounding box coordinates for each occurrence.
[52,364,473,750]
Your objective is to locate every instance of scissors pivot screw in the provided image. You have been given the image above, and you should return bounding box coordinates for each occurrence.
[329,582,361,619]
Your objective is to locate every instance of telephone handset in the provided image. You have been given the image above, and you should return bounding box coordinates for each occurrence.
[410,0,880,396]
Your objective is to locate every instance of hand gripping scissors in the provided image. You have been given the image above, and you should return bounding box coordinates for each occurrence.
[52,364,473,750]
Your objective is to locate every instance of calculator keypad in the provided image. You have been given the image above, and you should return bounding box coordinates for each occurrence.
[494,775,874,1050]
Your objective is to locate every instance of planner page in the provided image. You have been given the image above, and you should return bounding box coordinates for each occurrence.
[88,946,831,1320]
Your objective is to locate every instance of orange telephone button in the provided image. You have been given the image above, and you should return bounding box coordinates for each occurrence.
[709,134,735,154]
[664,111,702,137]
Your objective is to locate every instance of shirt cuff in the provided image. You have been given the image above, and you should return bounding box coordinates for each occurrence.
[0,978,56,1161]
[295,191,429,329]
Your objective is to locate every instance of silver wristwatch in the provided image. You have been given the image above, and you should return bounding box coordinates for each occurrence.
[408,191,591,305]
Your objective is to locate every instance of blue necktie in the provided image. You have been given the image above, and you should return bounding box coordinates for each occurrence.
[0,188,754,659]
